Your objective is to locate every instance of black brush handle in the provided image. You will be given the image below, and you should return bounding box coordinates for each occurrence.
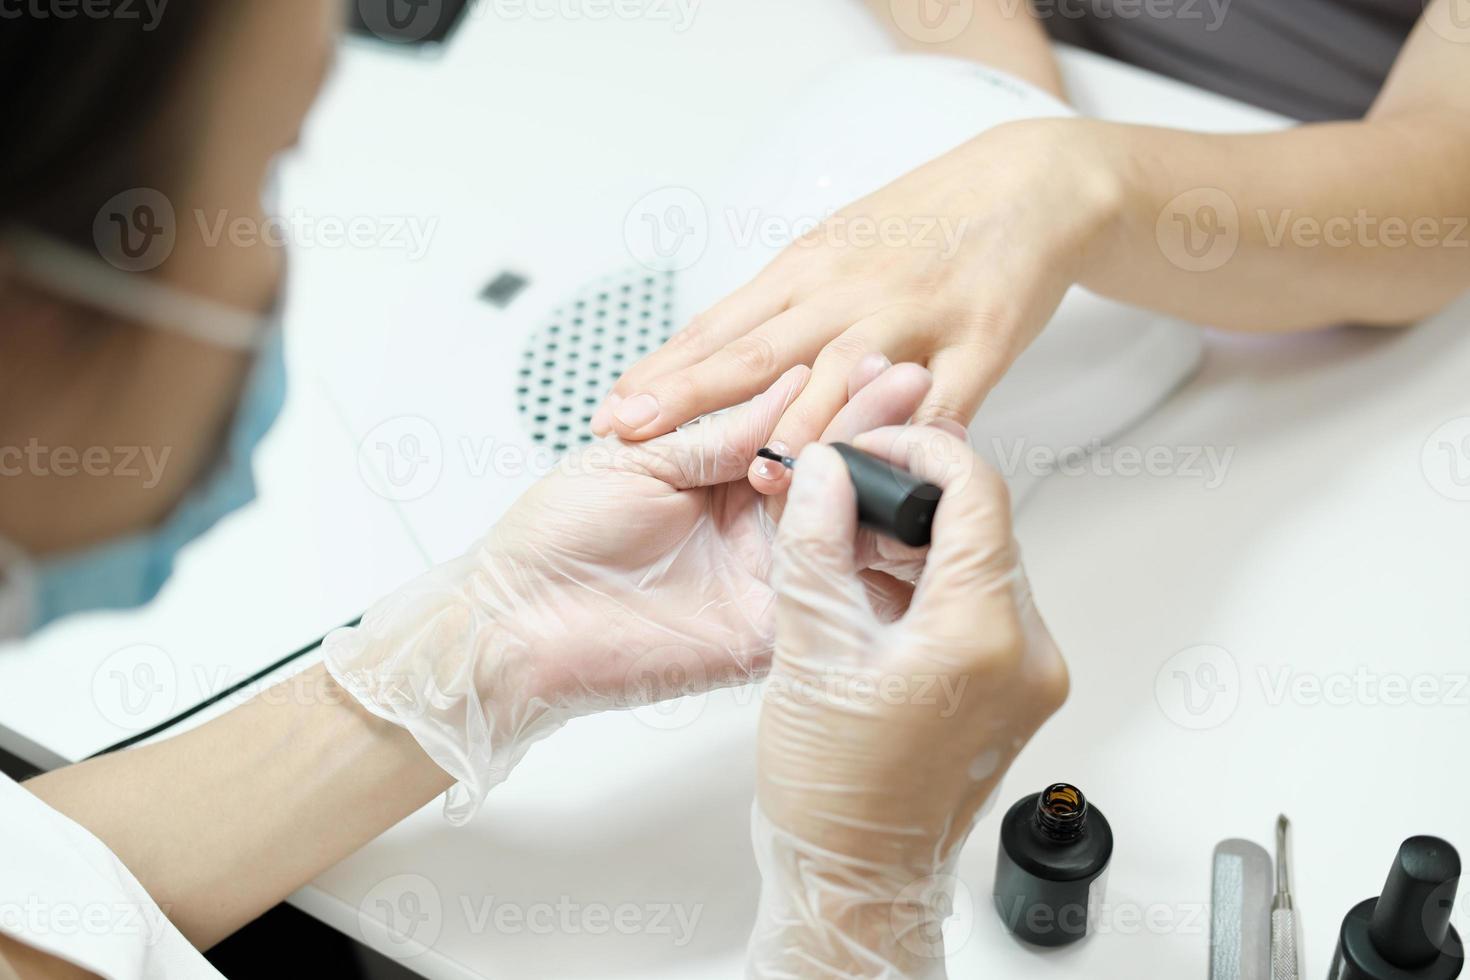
[831,443,942,547]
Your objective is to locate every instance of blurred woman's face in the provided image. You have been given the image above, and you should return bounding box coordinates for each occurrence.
[0,0,344,563]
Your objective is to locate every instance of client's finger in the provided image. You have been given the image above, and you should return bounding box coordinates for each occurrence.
[845,350,893,401]
[751,313,921,491]
[604,301,835,442]
[592,277,792,435]
[823,362,934,445]
[750,358,933,496]
[914,345,1002,433]
[620,364,810,490]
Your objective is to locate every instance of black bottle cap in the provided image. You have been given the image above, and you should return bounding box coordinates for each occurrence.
[1331,836,1464,980]
[1370,836,1462,967]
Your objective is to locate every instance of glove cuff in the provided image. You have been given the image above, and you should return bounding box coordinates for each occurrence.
[322,552,555,825]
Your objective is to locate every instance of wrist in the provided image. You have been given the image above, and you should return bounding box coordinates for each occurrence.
[748,804,954,977]
[972,117,1130,285]
[313,664,457,796]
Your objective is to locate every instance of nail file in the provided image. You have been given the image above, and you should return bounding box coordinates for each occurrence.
[1212,839,1274,980]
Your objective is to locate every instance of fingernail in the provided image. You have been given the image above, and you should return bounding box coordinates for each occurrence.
[753,441,791,481]
[860,352,892,375]
[614,393,660,430]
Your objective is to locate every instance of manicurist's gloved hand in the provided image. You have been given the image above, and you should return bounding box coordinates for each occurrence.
[325,358,934,823]
[747,426,1070,979]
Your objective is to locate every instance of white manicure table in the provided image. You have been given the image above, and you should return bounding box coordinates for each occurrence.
[2,1,1468,976]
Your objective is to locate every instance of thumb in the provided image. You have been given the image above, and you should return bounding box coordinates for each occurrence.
[772,444,868,628]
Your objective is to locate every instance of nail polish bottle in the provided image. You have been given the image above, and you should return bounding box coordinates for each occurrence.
[1330,836,1463,980]
[993,783,1114,947]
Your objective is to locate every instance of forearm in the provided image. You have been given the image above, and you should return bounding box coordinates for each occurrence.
[1072,111,1470,330]
[866,0,1066,101]
[24,663,451,950]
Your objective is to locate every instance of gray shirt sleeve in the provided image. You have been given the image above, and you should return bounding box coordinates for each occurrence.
[1038,0,1421,120]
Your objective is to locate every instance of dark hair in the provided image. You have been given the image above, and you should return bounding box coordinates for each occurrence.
[0,5,217,248]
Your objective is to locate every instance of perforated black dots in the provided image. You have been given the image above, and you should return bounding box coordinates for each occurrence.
[515,268,678,454]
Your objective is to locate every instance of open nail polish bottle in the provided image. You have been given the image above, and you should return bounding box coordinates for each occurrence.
[993,783,1114,947]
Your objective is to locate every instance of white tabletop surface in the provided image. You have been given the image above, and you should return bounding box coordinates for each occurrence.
[3,1,1468,977]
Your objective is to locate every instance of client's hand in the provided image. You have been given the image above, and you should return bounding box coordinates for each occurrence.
[325,358,933,823]
[593,119,1120,497]
[747,426,1070,978]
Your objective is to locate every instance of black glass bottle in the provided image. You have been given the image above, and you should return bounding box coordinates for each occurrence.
[993,783,1114,947]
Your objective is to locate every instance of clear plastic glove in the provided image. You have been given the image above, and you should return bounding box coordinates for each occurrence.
[747,426,1070,978]
[324,359,934,824]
